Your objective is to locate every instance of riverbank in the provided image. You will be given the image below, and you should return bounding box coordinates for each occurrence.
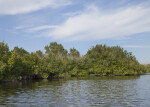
[0,73,142,82]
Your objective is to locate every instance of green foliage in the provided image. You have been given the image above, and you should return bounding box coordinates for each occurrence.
[0,41,146,81]
[0,61,7,80]
[85,44,145,76]
[0,41,10,63]
[145,64,150,73]
[69,48,80,59]
[45,42,68,59]
[36,50,44,59]
[8,50,24,78]
[13,46,29,56]
[0,61,7,73]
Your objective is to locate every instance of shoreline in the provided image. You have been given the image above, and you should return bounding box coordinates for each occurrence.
[0,73,142,82]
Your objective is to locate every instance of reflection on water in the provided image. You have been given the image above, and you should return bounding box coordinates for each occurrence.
[0,75,150,106]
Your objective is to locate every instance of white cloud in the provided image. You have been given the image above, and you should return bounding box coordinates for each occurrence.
[25,25,58,32]
[43,3,150,41]
[0,0,71,15]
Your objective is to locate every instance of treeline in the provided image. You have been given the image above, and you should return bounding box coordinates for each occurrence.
[145,64,150,73]
[0,41,146,81]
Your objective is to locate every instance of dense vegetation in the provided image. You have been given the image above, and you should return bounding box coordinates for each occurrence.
[145,64,150,73]
[0,41,146,81]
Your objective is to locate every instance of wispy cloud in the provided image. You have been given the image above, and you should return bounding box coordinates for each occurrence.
[40,2,150,41]
[25,25,58,32]
[0,0,71,15]
[13,1,150,41]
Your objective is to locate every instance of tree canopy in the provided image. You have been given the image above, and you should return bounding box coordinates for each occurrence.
[0,41,146,81]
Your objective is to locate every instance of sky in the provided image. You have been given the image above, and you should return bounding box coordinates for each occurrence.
[0,0,150,64]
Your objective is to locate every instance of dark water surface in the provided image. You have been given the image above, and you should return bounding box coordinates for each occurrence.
[0,74,150,107]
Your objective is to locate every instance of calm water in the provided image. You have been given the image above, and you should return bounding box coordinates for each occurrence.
[0,75,150,107]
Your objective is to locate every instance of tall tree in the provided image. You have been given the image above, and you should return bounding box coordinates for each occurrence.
[69,48,80,59]
[0,41,10,63]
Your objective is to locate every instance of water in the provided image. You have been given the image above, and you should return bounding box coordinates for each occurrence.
[0,75,150,107]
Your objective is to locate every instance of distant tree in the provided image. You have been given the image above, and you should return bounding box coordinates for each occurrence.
[69,48,80,59]
[8,50,24,79]
[36,50,44,59]
[0,41,10,63]
[13,46,29,56]
[0,41,147,81]
[0,61,7,80]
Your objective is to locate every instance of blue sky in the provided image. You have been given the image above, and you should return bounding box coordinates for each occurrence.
[0,0,150,64]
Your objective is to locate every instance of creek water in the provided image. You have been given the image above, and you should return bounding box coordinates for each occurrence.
[0,74,150,107]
